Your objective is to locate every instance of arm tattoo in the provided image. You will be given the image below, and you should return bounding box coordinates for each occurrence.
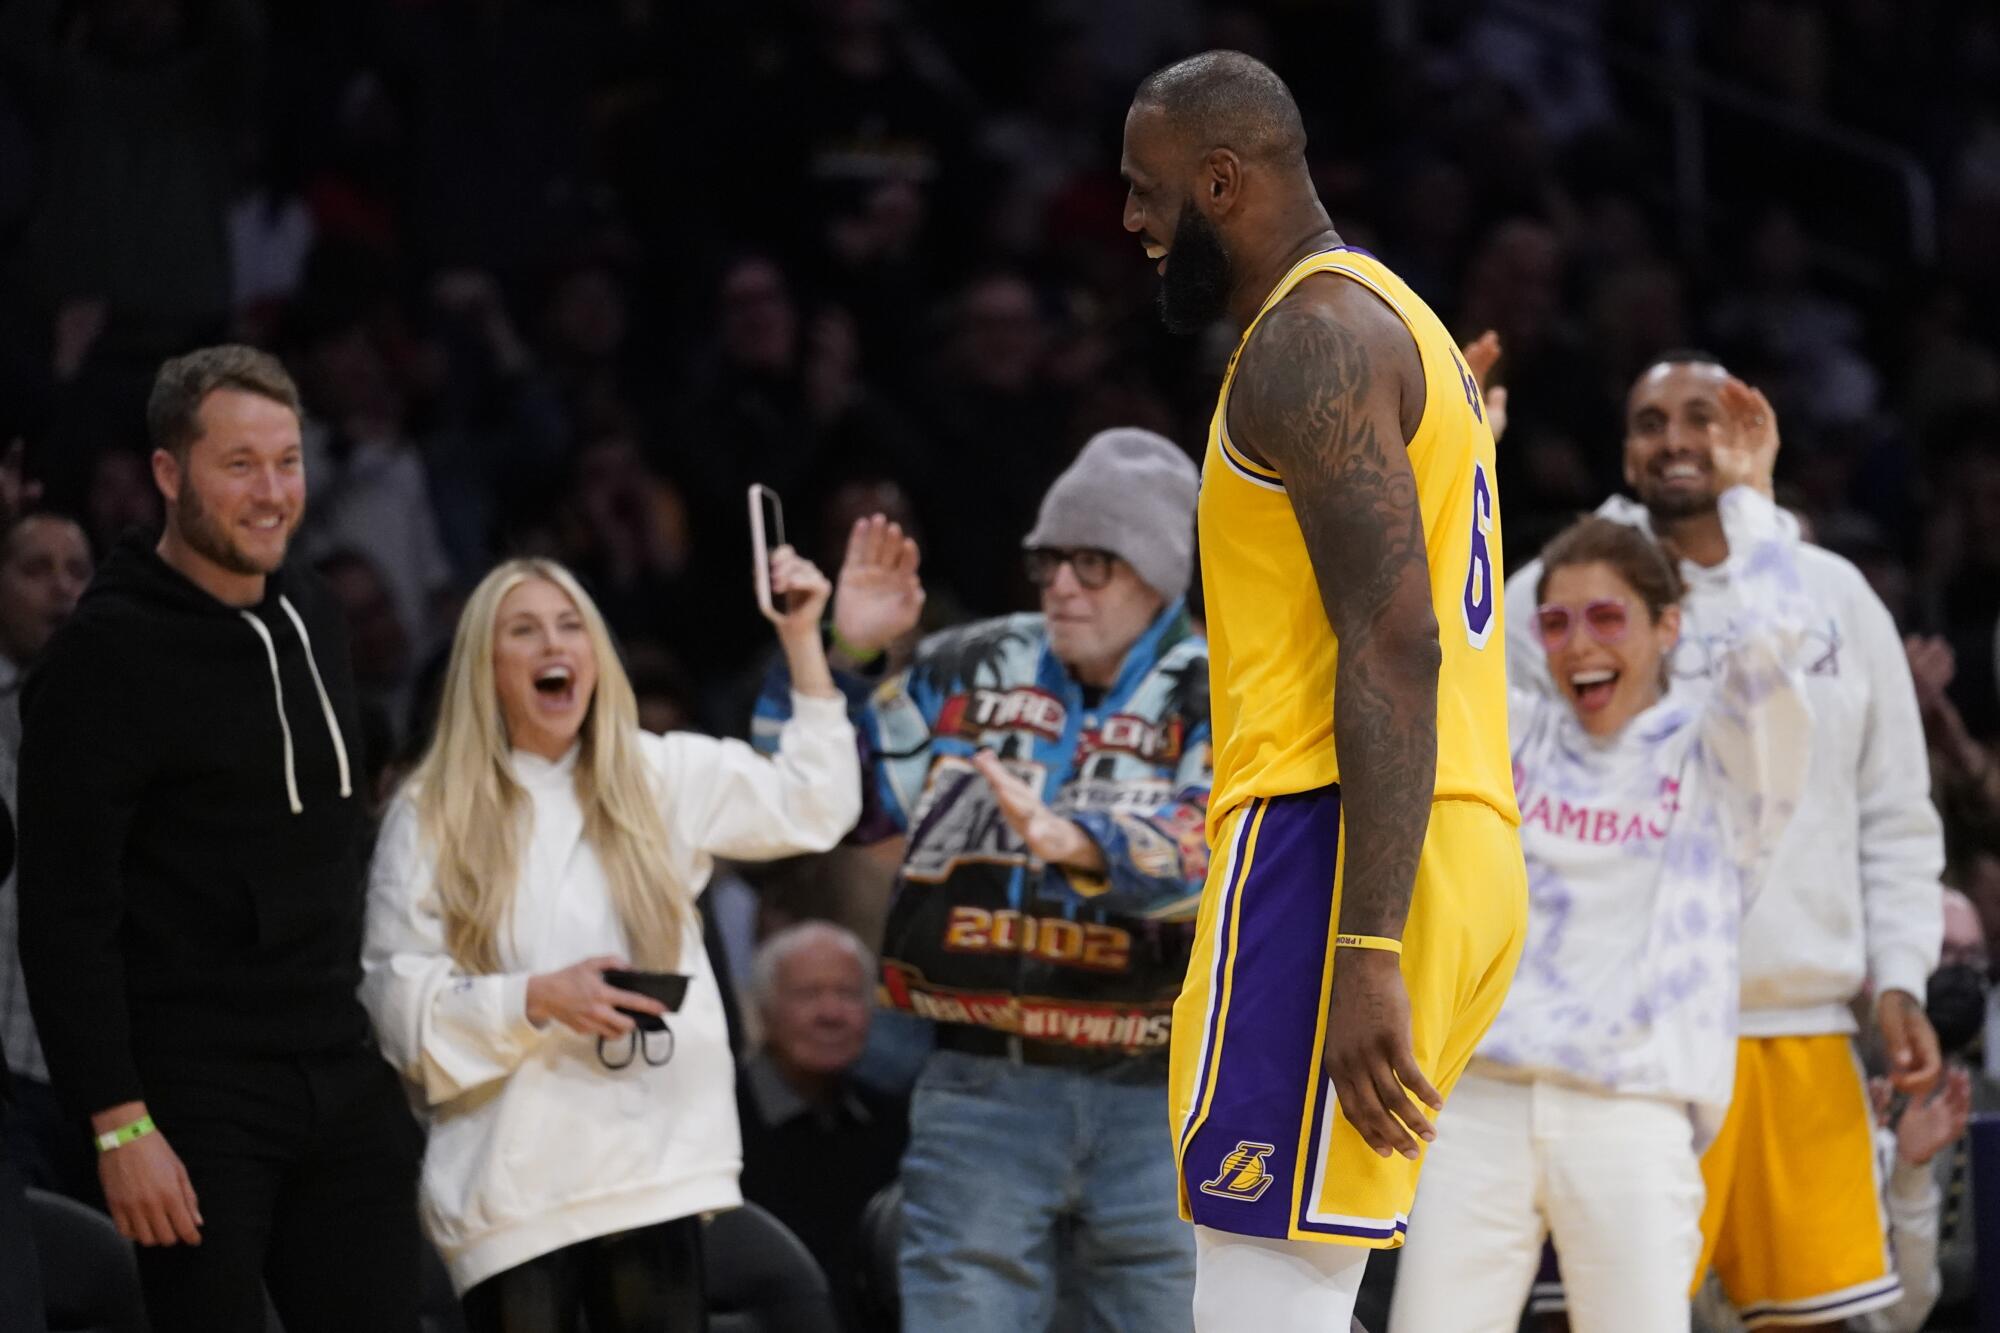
[1234,303,1441,939]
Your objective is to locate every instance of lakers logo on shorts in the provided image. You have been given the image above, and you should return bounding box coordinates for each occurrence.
[1200,1141,1276,1203]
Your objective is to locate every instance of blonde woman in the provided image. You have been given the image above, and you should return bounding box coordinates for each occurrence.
[361,551,858,1332]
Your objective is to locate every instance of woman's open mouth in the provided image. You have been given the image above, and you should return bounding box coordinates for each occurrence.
[533,664,577,710]
[1569,668,1618,713]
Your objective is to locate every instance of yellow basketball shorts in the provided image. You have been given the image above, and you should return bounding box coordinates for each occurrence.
[1695,1034,1900,1326]
[1169,787,1526,1247]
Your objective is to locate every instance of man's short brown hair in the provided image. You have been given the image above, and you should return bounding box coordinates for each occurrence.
[147,345,303,462]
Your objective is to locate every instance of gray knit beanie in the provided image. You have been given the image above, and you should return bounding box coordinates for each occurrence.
[1024,428,1199,600]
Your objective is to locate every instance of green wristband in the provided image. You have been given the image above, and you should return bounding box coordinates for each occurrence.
[95,1113,156,1154]
[828,624,884,667]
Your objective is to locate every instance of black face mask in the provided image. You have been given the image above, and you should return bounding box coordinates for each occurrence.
[1927,964,1990,1058]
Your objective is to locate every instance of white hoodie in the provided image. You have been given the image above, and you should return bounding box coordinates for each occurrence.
[1506,497,1943,1035]
[361,694,859,1294]
[1479,488,1809,1142]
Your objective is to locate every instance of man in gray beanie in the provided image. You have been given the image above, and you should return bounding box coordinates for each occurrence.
[1025,427,1200,602]
[754,428,1209,1332]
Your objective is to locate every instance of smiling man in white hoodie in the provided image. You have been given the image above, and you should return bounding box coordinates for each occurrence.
[1502,352,1944,1331]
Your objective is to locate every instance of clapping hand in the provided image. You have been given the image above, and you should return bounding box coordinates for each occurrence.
[1894,1066,1973,1168]
[971,750,1105,873]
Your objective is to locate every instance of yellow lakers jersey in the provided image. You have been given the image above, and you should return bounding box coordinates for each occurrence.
[1199,247,1517,838]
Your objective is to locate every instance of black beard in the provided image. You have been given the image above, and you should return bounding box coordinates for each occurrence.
[1635,482,1719,524]
[1155,201,1233,335]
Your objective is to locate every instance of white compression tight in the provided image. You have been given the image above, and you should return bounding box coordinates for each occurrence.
[1192,1226,1371,1332]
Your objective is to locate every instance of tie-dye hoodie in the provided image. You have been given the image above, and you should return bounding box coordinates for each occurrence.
[1475,487,1811,1143]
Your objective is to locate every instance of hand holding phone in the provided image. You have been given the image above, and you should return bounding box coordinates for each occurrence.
[601,968,691,1033]
[747,483,839,698]
[750,484,835,632]
[750,484,789,618]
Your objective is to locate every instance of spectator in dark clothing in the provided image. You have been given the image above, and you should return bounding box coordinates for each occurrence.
[734,0,976,279]
[291,311,456,660]
[385,0,597,274]
[738,921,908,1330]
[17,345,421,1333]
[548,425,695,654]
[0,796,48,1333]
[919,270,1078,614]
[0,512,96,1206]
[314,547,412,802]
[83,448,162,557]
[675,255,928,680]
[0,0,263,356]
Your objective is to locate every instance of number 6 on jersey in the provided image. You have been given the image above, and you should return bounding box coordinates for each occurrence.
[1463,461,1495,648]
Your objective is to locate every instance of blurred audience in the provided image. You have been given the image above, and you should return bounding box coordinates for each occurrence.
[738,921,907,1331]
[0,510,93,1205]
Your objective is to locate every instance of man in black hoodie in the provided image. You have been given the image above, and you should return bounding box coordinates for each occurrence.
[16,346,421,1333]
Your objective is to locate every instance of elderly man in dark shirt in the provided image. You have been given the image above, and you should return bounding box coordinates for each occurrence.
[737,921,907,1328]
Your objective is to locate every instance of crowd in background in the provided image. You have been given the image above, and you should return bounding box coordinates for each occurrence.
[2,0,2000,1330]
[1,0,1997,736]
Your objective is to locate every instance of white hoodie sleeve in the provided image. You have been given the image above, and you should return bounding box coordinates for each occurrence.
[1845,575,1945,1004]
[652,691,861,866]
[360,796,548,1107]
[1699,488,1814,884]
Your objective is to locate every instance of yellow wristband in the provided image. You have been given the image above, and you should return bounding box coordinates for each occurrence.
[1334,934,1403,955]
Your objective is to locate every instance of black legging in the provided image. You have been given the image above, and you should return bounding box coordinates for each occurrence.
[462,1217,706,1333]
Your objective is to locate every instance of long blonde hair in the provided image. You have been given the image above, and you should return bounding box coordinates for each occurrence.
[409,558,688,973]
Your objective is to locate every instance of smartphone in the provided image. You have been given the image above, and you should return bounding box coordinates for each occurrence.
[602,968,691,1033]
[749,483,788,617]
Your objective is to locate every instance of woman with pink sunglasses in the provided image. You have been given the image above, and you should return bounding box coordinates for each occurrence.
[1391,399,1812,1333]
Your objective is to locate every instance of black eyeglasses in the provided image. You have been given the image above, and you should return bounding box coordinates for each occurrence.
[1024,547,1119,591]
[597,1026,676,1071]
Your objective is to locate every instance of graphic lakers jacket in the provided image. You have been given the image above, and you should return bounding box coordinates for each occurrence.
[754,603,1212,1052]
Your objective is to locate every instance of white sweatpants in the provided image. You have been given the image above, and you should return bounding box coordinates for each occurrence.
[1193,1226,1370,1331]
[1388,1071,1704,1333]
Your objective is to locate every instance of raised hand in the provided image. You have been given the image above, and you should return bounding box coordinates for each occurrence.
[832,514,925,660]
[1716,377,1778,497]
[1461,330,1508,443]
